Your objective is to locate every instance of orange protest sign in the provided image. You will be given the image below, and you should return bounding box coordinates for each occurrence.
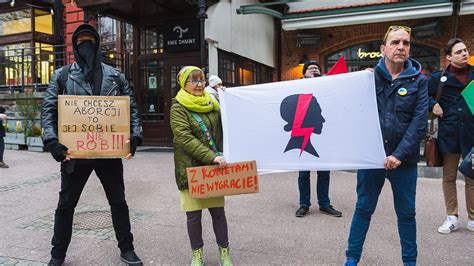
[58,95,130,158]
[186,160,259,199]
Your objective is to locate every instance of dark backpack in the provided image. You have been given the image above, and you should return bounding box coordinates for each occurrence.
[57,64,72,95]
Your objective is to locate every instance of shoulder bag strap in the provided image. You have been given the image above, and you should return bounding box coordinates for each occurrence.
[429,67,448,135]
[190,112,222,156]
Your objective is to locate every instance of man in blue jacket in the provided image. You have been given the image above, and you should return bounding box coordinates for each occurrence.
[344,26,428,266]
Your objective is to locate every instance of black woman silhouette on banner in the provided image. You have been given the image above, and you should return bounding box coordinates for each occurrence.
[280,93,325,157]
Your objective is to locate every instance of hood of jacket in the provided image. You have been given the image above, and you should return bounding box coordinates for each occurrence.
[376,57,422,81]
[72,24,101,72]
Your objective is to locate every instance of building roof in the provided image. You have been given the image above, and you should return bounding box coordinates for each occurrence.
[287,0,400,14]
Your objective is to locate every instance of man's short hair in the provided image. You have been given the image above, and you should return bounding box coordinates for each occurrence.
[445,38,465,56]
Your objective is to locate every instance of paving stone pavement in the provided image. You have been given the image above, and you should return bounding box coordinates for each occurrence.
[0,149,472,265]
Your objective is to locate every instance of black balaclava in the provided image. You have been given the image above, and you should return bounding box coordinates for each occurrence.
[72,24,102,95]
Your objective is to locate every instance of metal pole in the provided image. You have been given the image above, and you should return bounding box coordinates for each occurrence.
[53,0,64,68]
[197,0,207,71]
[21,49,25,91]
[84,9,90,23]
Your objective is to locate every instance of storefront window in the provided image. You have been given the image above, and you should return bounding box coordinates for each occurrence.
[0,9,32,36]
[240,61,256,85]
[34,9,52,34]
[0,42,58,90]
[218,50,273,87]
[0,43,33,87]
[325,41,439,75]
[219,58,236,85]
[124,23,134,54]
[99,16,117,43]
[140,60,164,121]
[140,28,164,55]
[35,43,54,85]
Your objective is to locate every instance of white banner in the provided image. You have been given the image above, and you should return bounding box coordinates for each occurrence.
[219,70,386,172]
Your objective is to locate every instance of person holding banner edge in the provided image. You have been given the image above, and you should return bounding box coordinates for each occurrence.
[205,75,225,104]
[294,60,342,218]
[170,66,233,266]
[344,25,428,266]
[0,106,8,168]
[428,38,474,234]
[41,24,143,266]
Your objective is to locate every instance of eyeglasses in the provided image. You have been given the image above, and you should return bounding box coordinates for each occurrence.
[307,66,320,71]
[187,79,206,86]
[383,25,411,42]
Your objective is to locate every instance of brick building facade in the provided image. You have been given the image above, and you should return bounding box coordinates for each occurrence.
[279,9,474,80]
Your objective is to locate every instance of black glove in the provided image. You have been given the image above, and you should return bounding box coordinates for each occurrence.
[129,136,142,156]
[47,140,69,162]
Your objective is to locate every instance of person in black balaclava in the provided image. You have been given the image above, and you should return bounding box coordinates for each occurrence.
[73,27,103,95]
[41,24,143,266]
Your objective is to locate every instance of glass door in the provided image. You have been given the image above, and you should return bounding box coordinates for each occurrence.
[138,56,199,146]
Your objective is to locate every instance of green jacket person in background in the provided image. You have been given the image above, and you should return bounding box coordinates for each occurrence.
[170,66,233,266]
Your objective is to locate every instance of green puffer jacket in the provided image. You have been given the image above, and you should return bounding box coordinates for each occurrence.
[170,98,223,191]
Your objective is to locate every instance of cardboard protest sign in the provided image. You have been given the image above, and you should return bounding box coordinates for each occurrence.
[187,160,259,198]
[58,95,130,158]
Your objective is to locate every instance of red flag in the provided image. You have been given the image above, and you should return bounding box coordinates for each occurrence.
[327,56,348,76]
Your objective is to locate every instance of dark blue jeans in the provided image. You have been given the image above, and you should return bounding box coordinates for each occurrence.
[346,165,417,263]
[298,171,330,208]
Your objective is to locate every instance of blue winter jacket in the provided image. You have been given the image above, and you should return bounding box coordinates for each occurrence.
[374,57,428,164]
[428,65,474,156]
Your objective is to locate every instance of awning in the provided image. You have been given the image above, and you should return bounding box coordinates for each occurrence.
[460,0,474,15]
[74,0,219,22]
[281,0,453,31]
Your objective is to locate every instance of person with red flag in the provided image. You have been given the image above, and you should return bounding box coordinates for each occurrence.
[294,60,343,218]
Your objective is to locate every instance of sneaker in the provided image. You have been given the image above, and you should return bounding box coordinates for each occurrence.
[120,250,143,265]
[191,247,204,266]
[295,206,309,217]
[319,205,342,217]
[437,215,458,234]
[467,220,474,232]
[344,257,357,266]
[219,246,233,266]
[47,258,64,266]
[0,161,9,168]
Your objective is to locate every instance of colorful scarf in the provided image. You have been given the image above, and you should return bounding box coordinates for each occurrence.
[176,89,219,113]
[176,66,219,113]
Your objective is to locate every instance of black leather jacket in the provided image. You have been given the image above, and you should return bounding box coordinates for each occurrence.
[41,62,142,145]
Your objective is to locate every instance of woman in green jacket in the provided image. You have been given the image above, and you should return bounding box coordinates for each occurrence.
[170,66,232,266]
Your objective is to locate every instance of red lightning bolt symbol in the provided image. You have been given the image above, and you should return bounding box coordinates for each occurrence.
[291,94,315,156]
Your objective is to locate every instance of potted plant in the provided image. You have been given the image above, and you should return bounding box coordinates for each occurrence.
[15,94,42,151]
[4,120,26,149]
[26,124,44,152]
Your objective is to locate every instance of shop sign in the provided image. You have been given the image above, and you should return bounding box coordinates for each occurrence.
[357,48,382,59]
[149,104,156,113]
[164,21,200,53]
